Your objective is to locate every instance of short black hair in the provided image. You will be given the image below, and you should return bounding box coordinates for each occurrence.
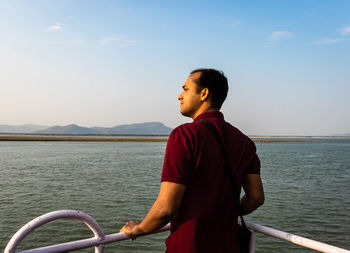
[191,68,228,109]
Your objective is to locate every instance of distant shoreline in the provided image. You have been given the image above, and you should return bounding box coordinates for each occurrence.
[0,134,333,143]
[0,134,168,142]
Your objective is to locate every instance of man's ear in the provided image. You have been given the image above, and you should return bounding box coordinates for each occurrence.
[200,88,209,101]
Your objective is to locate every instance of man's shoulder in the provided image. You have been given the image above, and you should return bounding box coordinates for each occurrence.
[169,121,217,148]
[171,119,214,135]
[170,122,200,139]
[223,121,256,146]
[224,121,245,136]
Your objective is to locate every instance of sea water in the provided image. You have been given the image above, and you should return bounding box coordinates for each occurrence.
[0,139,349,252]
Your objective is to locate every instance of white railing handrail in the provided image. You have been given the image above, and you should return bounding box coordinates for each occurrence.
[4,210,350,253]
[245,222,350,253]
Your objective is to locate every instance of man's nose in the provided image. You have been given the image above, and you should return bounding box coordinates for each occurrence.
[178,93,182,100]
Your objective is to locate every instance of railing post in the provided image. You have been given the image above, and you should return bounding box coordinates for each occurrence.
[249,230,256,253]
[95,244,104,253]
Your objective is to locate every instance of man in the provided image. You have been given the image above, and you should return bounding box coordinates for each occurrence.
[120,69,264,252]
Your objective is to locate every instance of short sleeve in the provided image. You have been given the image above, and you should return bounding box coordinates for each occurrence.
[245,140,261,174]
[161,126,193,185]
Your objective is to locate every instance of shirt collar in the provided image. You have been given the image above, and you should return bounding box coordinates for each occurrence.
[194,110,224,122]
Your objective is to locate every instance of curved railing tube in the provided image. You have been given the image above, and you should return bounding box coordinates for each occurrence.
[4,210,105,253]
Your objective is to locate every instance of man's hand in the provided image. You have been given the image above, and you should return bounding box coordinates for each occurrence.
[120,220,145,240]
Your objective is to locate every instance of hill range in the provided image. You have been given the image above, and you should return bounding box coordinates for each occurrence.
[0,124,349,137]
[0,122,173,135]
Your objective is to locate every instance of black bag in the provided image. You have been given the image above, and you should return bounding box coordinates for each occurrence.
[238,219,252,253]
[198,120,252,253]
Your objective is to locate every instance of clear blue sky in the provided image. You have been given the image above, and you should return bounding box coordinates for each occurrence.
[1,0,349,135]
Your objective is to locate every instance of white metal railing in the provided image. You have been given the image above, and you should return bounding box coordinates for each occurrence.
[4,210,350,253]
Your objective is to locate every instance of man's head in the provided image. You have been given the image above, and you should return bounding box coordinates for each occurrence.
[178,68,228,119]
[191,68,228,109]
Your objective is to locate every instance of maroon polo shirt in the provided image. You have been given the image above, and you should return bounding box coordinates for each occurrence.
[161,110,260,253]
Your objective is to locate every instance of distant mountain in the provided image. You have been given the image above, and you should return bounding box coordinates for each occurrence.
[34,122,172,135]
[37,124,101,135]
[92,122,172,135]
[0,124,48,133]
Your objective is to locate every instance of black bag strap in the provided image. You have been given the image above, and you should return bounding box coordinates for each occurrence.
[198,119,248,229]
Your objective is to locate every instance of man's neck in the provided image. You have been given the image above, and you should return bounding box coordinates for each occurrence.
[191,106,217,120]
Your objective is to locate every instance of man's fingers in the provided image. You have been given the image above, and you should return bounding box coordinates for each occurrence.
[127,220,140,225]
[119,220,140,241]
[120,227,136,241]
[119,226,128,233]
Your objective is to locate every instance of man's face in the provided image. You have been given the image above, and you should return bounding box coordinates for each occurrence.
[178,72,202,119]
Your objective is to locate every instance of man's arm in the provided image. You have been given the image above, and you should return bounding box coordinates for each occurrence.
[120,181,186,239]
[240,174,264,215]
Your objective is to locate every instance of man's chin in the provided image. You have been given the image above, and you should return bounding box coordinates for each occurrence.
[180,110,192,118]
